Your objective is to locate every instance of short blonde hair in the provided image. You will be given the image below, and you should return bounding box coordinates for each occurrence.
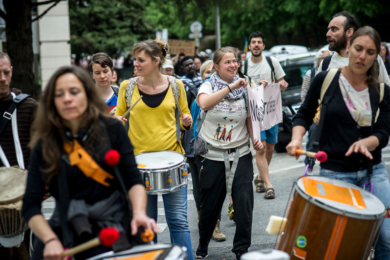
[200,60,213,78]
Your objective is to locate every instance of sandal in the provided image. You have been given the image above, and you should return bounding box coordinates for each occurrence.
[264,188,275,199]
[253,178,266,193]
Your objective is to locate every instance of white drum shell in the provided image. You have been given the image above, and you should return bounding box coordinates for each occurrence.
[136,151,187,195]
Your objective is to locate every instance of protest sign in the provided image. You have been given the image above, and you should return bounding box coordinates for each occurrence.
[246,85,264,141]
[262,83,283,130]
[168,40,195,56]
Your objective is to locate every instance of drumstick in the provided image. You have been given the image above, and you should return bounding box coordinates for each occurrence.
[61,227,119,257]
[296,149,328,162]
[122,95,143,119]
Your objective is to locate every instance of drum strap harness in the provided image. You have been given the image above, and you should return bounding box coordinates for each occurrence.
[63,140,114,186]
[0,92,29,169]
[313,69,384,193]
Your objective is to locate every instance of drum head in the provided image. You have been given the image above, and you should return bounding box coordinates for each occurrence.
[135,151,184,170]
[296,176,385,218]
[0,167,27,205]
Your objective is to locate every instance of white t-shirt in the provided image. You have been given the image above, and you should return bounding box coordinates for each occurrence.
[318,53,390,85]
[243,56,286,86]
[197,82,250,161]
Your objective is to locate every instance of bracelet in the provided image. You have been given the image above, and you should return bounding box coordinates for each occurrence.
[44,237,59,245]
[227,85,232,92]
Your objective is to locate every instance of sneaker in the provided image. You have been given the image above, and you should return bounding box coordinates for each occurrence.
[212,219,226,242]
[195,243,209,259]
[228,203,235,222]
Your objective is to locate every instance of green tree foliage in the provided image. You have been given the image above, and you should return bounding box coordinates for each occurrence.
[69,0,154,56]
[143,0,390,50]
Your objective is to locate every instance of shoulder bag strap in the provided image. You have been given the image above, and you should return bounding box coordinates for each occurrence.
[0,93,29,137]
[312,69,339,152]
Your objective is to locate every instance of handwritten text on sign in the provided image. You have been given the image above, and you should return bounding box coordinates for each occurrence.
[262,83,283,130]
[246,85,263,141]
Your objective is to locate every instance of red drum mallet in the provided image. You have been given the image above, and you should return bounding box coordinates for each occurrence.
[296,149,328,162]
[62,227,119,257]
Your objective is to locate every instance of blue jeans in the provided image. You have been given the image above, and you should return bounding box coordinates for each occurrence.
[320,162,390,260]
[146,186,194,260]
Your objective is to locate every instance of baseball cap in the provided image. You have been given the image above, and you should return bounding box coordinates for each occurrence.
[162,59,174,69]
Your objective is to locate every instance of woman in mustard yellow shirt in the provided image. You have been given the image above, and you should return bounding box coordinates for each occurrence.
[115,39,193,260]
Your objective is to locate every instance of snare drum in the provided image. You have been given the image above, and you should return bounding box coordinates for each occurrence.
[86,243,187,260]
[277,176,385,260]
[0,167,28,248]
[136,151,187,195]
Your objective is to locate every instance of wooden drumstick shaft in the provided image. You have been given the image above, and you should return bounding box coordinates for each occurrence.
[61,238,100,257]
[296,149,316,158]
[122,95,143,119]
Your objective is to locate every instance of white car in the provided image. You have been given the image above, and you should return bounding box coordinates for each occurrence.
[270,45,308,55]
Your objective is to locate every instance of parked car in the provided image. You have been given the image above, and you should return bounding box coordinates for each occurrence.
[270,45,309,55]
[275,54,315,152]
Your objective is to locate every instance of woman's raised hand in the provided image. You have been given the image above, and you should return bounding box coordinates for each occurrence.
[230,78,248,90]
[43,239,64,260]
[181,114,192,127]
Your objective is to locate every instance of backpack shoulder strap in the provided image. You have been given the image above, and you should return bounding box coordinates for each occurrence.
[265,56,276,82]
[167,76,181,142]
[244,59,248,76]
[319,68,338,109]
[125,77,139,109]
[321,55,332,71]
[380,83,384,103]
[312,69,339,153]
[111,85,119,96]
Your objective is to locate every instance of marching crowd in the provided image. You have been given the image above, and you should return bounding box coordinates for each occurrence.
[0,10,389,260]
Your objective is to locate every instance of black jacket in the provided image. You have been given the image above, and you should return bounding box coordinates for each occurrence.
[293,71,390,172]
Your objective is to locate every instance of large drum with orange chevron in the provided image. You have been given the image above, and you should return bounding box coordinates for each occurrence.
[277,176,386,260]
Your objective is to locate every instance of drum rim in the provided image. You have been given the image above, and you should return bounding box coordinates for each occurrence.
[135,151,185,170]
[295,176,386,220]
[146,183,187,195]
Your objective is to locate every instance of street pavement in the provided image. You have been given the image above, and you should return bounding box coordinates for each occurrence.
[41,135,390,259]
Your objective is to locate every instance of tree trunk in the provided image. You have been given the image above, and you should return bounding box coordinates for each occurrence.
[3,0,36,98]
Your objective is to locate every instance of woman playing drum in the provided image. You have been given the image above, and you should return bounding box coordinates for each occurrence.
[114,39,194,260]
[195,47,262,259]
[286,26,390,259]
[22,66,159,260]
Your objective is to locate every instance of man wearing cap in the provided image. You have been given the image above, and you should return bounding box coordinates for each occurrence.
[162,59,180,79]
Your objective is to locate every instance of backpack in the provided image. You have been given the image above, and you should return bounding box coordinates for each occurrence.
[244,56,276,82]
[124,76,181,142]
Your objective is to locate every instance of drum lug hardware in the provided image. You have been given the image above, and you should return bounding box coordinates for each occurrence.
[167,173,172,186]
[144,174,151,191]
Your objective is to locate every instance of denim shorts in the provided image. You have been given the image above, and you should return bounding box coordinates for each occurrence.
[261,124,278,144]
